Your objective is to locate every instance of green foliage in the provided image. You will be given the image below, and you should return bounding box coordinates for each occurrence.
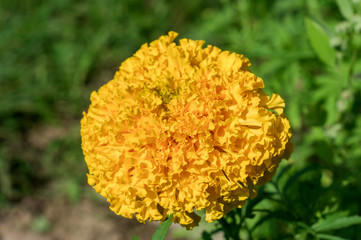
[1,0,361,239]
[336,0,353,20]
[305,17,336,67]
[152,214,174,240]
[0,0,222,204]
[132,235,140,240]
[312,215,361,232]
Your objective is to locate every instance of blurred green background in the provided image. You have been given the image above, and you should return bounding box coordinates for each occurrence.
[1,0,361,239]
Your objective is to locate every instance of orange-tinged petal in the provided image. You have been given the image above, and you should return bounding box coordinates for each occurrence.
[81,31,293,229]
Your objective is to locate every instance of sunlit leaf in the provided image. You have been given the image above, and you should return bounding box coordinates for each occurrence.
[305,18,336,66]
[336,0,353,19]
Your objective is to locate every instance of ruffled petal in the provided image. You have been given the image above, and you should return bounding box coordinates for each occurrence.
[81,31,293,228]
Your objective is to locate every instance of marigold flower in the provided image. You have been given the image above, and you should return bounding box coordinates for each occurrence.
[81,31,293,229]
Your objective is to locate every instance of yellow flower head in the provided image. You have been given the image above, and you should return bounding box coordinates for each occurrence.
[81,32,293,229]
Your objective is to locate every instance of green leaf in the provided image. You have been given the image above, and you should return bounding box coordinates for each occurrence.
[324,95,338,125]
[336,0,353,19]
[312,215,361,232]
[305,18,336,66]
[317,233,347,240]
[313,76,340,102]
[132,235,140,240]
[152,214,173,240]
[282,166,315,193]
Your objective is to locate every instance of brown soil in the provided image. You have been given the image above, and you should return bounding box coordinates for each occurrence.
[0,196,184,240]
